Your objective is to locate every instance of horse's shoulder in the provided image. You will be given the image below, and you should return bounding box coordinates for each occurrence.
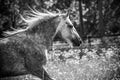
[0,38,10,44]
[0,33,26,44]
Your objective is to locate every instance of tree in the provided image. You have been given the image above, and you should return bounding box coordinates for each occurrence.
[97,0,104,37]
[78,0,84,39]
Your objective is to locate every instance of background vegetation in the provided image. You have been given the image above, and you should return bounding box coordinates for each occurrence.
[0,0,120,38]
[0,0,120,80]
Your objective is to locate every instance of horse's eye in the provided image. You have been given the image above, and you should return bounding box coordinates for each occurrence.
[68,25,73,28]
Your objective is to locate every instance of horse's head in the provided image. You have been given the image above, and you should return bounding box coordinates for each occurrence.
[53,13,82,47]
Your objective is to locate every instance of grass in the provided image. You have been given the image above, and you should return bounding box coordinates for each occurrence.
[44,41,120,80]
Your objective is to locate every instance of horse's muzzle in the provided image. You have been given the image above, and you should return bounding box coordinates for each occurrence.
[71,37,82,47]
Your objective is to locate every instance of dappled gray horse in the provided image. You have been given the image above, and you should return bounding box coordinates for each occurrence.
[0,8,82,80]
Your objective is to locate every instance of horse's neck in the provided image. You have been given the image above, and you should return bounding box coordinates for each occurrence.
[25,28,54,49]
[25,17,57,48]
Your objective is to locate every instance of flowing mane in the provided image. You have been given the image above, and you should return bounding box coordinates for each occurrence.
[3,8,66,36]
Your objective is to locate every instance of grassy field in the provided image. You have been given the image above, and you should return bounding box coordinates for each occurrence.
[44,40,120,80]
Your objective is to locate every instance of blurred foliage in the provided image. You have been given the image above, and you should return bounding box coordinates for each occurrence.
[83,0,120,36]
[0,0,120,38]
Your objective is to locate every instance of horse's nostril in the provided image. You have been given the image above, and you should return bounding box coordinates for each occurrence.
[71,38,82,47]
[79,41,82,46]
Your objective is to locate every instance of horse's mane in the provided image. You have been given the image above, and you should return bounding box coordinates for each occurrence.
[3,7,66,36]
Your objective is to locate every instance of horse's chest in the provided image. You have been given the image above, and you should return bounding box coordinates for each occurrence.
[0,38,9,44]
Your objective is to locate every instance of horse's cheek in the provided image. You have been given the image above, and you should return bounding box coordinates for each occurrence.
[72,34,76,39]
[61,28,70,39]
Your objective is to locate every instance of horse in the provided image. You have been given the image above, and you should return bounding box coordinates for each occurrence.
[0,8,82,80]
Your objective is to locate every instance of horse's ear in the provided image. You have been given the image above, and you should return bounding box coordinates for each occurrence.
[66,12,69,17]
[67,9,71,16]
[62,12,69,19]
